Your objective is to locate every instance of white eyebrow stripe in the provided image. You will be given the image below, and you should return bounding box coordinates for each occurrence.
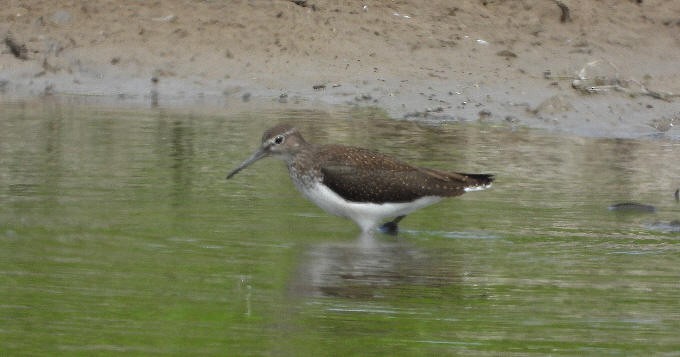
[281,128,297,137]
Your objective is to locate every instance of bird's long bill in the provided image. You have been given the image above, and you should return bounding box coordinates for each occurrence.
[226,148,267,179]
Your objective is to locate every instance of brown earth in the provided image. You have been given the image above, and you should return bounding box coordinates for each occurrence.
[1,0,679,138]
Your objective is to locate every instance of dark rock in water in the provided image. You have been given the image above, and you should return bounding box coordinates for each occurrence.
[648,220,680,233]
[608,202,656,213]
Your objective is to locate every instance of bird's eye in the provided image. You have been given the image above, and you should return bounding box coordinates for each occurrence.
[274,135,284,144]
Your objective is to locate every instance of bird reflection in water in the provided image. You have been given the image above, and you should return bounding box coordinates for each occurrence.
[289,232,462,299]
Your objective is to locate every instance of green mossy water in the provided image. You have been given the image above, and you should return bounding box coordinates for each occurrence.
[1,100,679,355]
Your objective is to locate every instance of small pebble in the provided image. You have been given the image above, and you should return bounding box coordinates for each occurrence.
[608,202,656,213]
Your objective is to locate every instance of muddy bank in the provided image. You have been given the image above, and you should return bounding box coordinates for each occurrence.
[1,0,679,138]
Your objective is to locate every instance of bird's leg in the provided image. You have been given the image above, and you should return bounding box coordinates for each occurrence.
[379,215,406,236]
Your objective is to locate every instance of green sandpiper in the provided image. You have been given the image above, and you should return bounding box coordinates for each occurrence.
[227,124,494,234]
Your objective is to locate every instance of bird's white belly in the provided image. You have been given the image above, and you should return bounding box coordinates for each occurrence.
[297,182,441,232]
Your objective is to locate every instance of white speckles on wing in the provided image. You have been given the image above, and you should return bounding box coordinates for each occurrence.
[463,182,493,192]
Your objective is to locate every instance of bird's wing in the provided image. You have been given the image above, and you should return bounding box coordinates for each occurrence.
[316,146,482,203]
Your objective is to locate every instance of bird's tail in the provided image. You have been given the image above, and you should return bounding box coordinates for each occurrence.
[417,167,494,193]
[460,173,494,192]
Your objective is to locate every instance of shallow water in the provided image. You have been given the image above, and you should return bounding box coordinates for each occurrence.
[1,99,679,355]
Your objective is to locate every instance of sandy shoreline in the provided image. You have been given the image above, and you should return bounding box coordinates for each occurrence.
[1,0,679,138]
